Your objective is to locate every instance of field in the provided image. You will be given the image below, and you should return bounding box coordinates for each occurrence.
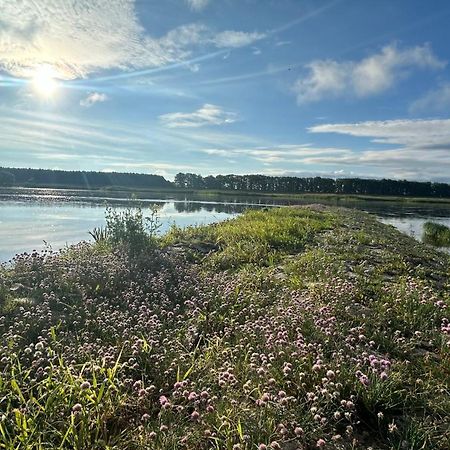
[1,206,449,449]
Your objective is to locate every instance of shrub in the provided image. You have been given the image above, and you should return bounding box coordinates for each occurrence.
[91,206,161,255]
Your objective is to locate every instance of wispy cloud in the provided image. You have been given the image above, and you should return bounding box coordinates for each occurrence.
[159,104,238,128]
[308,118,450,180]
[293,43,446,103]
[198,145,351,164]
[186,0,211,11]
[410,83,450,113]
[0,0,265,80]
[213,31,266,48]
[80,92,108,108]
[309,119,450,148]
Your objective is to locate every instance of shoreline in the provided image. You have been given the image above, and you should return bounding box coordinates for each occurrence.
[2,185,450,205]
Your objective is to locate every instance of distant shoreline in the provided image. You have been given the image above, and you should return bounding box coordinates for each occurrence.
[2,185,450,205]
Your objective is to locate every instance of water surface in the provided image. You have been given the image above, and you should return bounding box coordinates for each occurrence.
[1,188,450,262]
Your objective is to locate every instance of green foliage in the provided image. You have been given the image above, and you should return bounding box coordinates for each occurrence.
[423,221,450,247]
[88,226,109,243]
[165,207,335,269]
[91,206,162,254]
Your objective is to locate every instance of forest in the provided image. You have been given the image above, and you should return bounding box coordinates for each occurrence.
[174,172,450,198]
[1,167,450,198]
[0,167,171,190]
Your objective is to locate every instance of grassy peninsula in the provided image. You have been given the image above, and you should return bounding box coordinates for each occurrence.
[1,207,449,449]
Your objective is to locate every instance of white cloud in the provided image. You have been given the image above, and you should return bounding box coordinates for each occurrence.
[0,0,162,79]
[213,31,266,48]
[0,0,264,80]
[293,60,350,103]
[309,119,450,148]
[308,118,450,180]
[199,145,351,163]
[293,43,445,103]
[80,92,108,108]
[159,104,238,128]
[410,83,450,113]
[186,0,211,11]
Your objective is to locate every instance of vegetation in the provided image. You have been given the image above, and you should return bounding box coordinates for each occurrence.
[1,206,450,449]
[0,167,171,189]
[90,206,162,255]
[423,221,450,247]
[2,166,450,199]
[174,173,450,198]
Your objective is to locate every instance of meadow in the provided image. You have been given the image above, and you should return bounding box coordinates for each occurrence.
[0,206,449,449]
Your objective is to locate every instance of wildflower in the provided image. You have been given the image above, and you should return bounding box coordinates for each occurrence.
[258,445,268,450]
[72,403,82,412]
[388,422,398,433]
[294,427,304,436]
[191,410,200,421]
[316,438,326,447]
[200,390,209,399]
[359,374,370,386]
[80,381,91,390]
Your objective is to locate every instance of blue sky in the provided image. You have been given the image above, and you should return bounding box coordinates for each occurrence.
[1,0,450,181]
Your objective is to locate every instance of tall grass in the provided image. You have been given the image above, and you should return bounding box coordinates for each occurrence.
[422,221,450,247]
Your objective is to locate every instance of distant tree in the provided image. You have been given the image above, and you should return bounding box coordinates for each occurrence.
[0,167,172,190]
[172,172,450,198]
[0,170,15,186]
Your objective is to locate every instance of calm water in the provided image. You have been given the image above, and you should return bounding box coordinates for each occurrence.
[1,188,450,262]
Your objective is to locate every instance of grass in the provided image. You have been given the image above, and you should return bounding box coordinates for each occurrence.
[423,221,450,247]
[1,206,449,449]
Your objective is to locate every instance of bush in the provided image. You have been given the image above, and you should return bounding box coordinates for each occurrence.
[90,206,161,255]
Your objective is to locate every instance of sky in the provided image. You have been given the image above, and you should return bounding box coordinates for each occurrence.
[1,0,450,182]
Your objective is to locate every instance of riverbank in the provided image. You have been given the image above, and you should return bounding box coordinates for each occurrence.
[1,207,449,449]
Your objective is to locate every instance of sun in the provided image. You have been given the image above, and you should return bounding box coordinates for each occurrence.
[32,65,59,98]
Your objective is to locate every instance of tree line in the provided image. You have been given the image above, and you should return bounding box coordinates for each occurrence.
[174,173,450,198]
[1,167,450,198]
[0,167,171,189]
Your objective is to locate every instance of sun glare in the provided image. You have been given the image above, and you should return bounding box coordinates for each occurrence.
[32,65,59,98]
